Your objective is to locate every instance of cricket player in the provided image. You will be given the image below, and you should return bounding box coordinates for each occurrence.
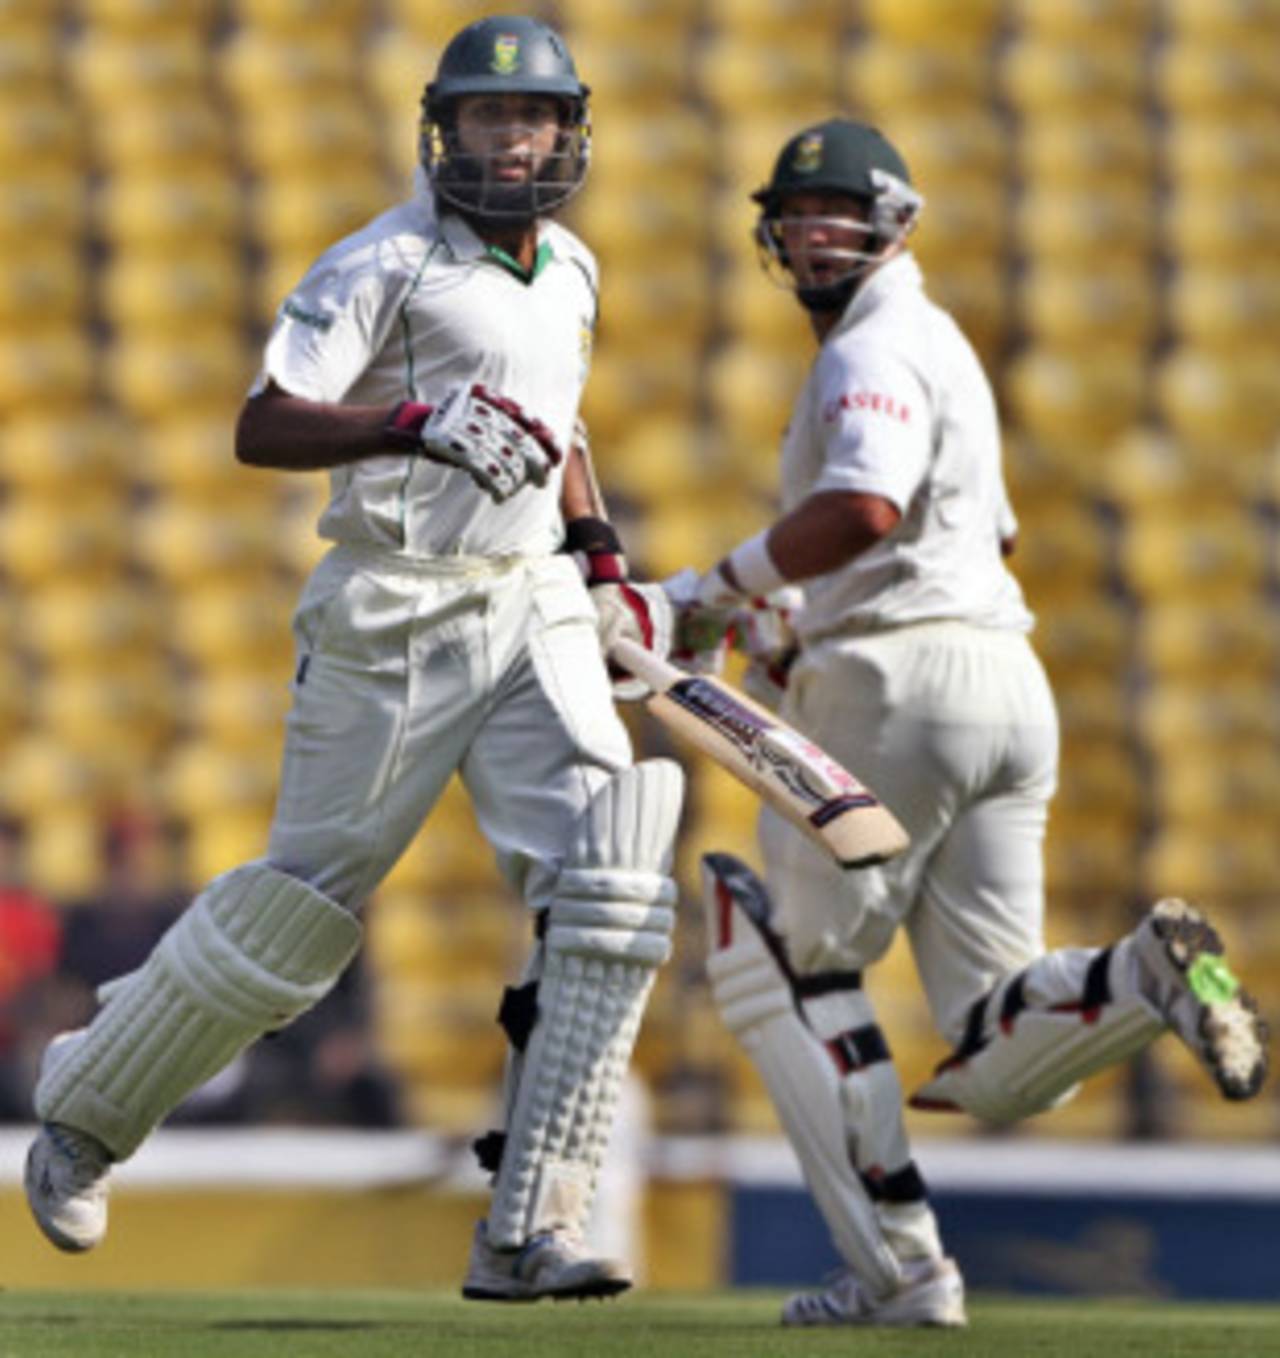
[673,118,1269,1327]
[25,16,681,1303]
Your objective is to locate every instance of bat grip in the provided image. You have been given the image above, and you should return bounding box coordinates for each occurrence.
[606,637,677,694]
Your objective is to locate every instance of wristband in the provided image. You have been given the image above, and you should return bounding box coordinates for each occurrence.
[726,529,787,596]
[384,400,433,450]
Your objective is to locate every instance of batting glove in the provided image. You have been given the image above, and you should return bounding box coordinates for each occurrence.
[387,382,562,504]
[566,517,673,701]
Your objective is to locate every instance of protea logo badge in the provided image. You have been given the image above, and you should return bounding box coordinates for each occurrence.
[793,132,824,174]
[491,34,520,74]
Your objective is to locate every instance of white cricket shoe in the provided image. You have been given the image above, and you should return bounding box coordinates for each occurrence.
[25,1122,112,1253]
[1133,898,1268,1101]
[461,1221,632,1302]
[782,1255,967,1328]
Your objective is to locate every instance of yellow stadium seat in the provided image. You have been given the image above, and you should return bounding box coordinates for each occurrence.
[562,0,702,36]
[1153,350,1280,455]
[67,30,209,107]
[1136,681,1280,758]
[366,888,449,977]
[0,96,82,172]
[96,172,242,247]
[707,182,772,272]
[21,583,162,666]
[1031,597,1131,676]
[579,346,700,444]
[0,169,86,243]
[843,41,990,117]
[574,184,707,263]
[919,260,1008,367]
[1010,0,1151,38]
[863,0,1002,43]
[589,417,707,508]
[705,342,809,449]
[561,38,686,111]
[1164,116,1280,188]
[0,23,58,88]
[1043,821,1140,899]
[0,241,86,325]
[1164,189,1280,267]
[188,673,292,749]
[0,492,128,584]
[1120,511,1267,602]
[890,111,1009,191]
[184,808,276,883]
[1168,270,1280,350]
[1016,185,1155,263]
[1165,0,1280,37]
[130,499,278,585]
[1057,739,1143,823]
[908,192,1007,271]
[24,813,107,901]
[0,736,101,821]
[0,328,94,414]
[249,173,390,256]
[596,261,712,347]
[380,0,502,44]
[1000,39,1146,112]
[34,663,176,758]
[700,36,837,112]
[1053,675,1129,744]
[587,109,715,188]
[1097,429,1222,511]
[101,248,246,333]
[167,581,297,669]
[1018,263,1158,349]
[1019,113,1155,187]
[162,741,280,820]
[1003,346,1146,460]
[717,258,816,349]
[80,0,219,31]
[0,412,132,492]
[363,27,437,121]
[1153,746,1280,825]
[217,28,361,107]
[237,98,381,175]
[272,479,332,580]
[1154,37,1277,114]
[105,327,253,419]
[1141,827,1280,902]
[1137,600,1280,679]
[229,0,365,33]
[1006,502,1109,602]
[92,97,231,171]
[130,416,245,496]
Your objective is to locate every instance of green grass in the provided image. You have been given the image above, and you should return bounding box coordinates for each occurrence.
[0,1291,1278,1358]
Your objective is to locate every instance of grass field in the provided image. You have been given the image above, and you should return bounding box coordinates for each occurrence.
[1,1291,1278,1358]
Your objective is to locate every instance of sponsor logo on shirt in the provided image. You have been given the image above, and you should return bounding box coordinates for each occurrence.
[491,34,520,75]
[822,391,912,424]
[282,298,335,332]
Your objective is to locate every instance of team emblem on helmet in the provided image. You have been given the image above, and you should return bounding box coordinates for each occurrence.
[792,132,824,174]
[490,34,520,75]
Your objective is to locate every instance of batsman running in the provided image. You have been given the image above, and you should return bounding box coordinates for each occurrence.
[25,15,680,1302]
[671,118,1269,1328]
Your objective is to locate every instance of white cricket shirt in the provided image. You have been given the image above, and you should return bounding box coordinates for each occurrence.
[779,253,1033,640]
[254,174,597,558]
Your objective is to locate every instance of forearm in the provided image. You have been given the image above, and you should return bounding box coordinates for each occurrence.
[560,443,605,523]
[235,389,402,471]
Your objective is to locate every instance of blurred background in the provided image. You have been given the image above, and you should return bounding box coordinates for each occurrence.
[0,0,1278,1294]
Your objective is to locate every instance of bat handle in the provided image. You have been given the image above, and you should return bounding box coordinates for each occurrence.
[607,637,677,693]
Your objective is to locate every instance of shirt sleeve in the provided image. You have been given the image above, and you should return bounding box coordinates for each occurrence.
[809,341,932,513]
[251,249,388,404]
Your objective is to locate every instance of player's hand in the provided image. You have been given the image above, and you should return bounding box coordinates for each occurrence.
[389,383,562,503]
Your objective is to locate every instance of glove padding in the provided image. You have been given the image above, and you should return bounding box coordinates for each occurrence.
[566,518,673,701]
[388,383,562,504]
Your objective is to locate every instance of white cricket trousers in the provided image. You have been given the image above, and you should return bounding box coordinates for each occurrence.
[267,545,632,913]
[761,621,1060,1045]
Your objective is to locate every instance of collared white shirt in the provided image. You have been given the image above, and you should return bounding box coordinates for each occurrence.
[780,253,1033,640]
[254,174,598,558]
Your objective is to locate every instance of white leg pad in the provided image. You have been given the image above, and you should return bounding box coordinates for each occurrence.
[35,862,362,1160]
[485,760,683,1249]
[702,854,902,1300]
[913,992,1165,1125]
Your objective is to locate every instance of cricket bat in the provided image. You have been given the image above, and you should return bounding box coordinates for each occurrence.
[609,638,909,869]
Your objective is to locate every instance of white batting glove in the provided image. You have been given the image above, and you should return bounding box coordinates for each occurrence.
[662,568,732,675]
[387,382,562,504]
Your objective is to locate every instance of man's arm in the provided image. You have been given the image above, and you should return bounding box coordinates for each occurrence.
[716,490,901,594]
[235,381,400,471]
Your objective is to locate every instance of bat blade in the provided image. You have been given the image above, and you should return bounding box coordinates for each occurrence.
[611,639,908,868]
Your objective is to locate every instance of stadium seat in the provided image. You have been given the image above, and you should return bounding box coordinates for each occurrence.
[1009,0,1150,38]
[184,808,278,884]
[95,172,242,247]
[79,0,219,30]
[843,39,989,114]
[1053,675,1130,744]
[1016,185,1156,263]
[588,417,707,507]
[1003,346,1147,461]
[0,96,83,175]
[1168,270,1280,350]
[1119,509,1267,602]
[91,98,232,172]
[229,0,366,34]
[578,345,699,443]
[187,672,292,750]
[131,499,279,585]
[862,0,1002,45]
[564,38,688,112]
[573,181,707,263]
[587,108,715,188]
[1154,37,1277,114]
[1019,263,1158,349]
[1165,0,1280,37]
[1164,116,1280,188]
[1137,600,1280,680]
[561,0,699,36]
[1006,501,1110,602]
[919,260,1008,367]
[34,664,177,762]
[363,26,438,122]
[20,583,162,666]
[705,342,810,449]
[1141,826,1280,902]
[1030,597,1132,677]
[0,23,58,89]
[67,30,210,107]
[162,741,281,821]
[0,169,86,243]
[0,736,100,822]
[217,28,361,107]
[596,260,712,347]
[1019,113,1155,187]
[130,416,251,497]
[1000,38,1146,112]
[1056,739,1144,827]
[700,36,837,112]
[249,174,392,257]
[716,259,817,349]
[0,492,129,584]
[1163,188,1280,266]
[0,411,132,493]
[24,812,108,901]
[889,111,1009,191]
[381,0,503,44]
[1042,822,1141,905]
[908,190,1008,272]
[166,582,298,670]
[1096,429,1222,512]
[1136,681,1280,759]
[1152,745,1280,826]
[105,328,253,420]
[101,248,246,333]
[1153,350,1280,455]
[235,99,381,176]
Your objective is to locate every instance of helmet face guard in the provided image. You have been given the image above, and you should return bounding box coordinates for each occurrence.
[752,120,924,312]
[420,16,591,223]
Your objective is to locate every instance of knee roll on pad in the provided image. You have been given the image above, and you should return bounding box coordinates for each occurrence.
[485,760,683,1249]
[35,862,361,1160]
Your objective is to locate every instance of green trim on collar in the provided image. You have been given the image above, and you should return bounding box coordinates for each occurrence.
[485,240,553,283]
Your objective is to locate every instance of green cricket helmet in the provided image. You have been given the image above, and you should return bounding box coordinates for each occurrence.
[753,118,924,311]
[421,15,591,223]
